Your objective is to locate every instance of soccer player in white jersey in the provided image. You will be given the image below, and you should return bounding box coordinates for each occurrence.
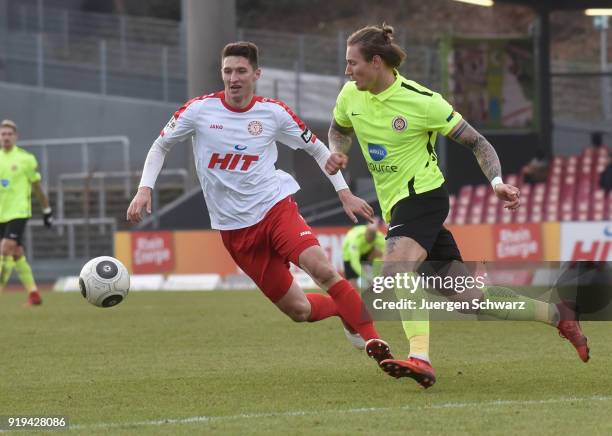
[127,41,394,367]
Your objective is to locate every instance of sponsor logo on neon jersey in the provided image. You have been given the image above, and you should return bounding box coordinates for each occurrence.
[367,143,387,161]
[368,162,398,173]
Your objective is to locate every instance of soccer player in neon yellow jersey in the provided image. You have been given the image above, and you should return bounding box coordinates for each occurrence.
[326,25,589,388]
[342,218,385,289]
[0,120,53,305]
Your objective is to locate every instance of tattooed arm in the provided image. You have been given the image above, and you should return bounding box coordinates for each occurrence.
[448,120,501,182]
[325,119,354,175]
[448,120,521,210]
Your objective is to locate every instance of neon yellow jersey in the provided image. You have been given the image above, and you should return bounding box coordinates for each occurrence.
[342,225,386,276]
[0,146,41,222]
[333,73,462,222]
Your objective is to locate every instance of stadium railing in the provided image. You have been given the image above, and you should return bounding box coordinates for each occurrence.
[25,217,117,261]
[55,169,189,233]
[0,4,441,104]
[20,135,131,194]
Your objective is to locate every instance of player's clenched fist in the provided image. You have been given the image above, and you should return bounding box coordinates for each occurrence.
[325,152,348,175]
[126,186,152,223]
[494,183,521,210]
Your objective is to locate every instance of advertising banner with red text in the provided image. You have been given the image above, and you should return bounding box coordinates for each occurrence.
[130,231,175,274]
[561,222,612,261]
[493,223,542,261]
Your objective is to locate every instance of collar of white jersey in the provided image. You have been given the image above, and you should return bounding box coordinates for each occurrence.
[220,92,258,113]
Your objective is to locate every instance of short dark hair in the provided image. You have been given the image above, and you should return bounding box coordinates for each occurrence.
[221,41,259,69]
[347,24,406,69]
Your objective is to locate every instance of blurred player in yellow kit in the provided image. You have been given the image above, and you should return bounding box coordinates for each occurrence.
[0,119,53,305]
[342,218,385,289]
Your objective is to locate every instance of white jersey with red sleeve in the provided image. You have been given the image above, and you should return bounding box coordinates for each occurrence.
[139,91,347,230]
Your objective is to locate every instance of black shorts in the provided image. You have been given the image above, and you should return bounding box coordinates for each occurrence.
[0,218,28,246]
[343,250,374,280]
[387,184,463,262]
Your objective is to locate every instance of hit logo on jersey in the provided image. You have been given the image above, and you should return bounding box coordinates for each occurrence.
[208,153,259,171]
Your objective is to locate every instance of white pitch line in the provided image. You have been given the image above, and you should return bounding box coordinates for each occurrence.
[69,395,612,431]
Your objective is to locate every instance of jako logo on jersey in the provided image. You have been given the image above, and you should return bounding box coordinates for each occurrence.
[208,153,259,171]
[209,124,224,129]
[248,120,263,136]
[1,179,9,187]
[234,144,248,151]
[368,144,388,161]
[300,231,312,237]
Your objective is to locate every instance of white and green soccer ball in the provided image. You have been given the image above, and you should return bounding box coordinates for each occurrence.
[79,256,130,308]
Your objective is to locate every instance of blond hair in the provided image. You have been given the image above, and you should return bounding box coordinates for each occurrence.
[0,119,17,132]
[347,24,406,69]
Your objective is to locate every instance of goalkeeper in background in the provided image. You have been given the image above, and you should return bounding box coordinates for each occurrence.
[343,218,385,289]
[0,119,53,305]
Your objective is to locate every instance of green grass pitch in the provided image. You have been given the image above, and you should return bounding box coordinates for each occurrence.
[1,290,611,435]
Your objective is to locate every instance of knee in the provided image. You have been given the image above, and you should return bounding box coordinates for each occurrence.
[285,301,310,322]
[309,261,338,287]
[0,241,16,256]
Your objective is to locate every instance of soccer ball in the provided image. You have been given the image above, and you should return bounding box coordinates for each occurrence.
[79,256,130,307]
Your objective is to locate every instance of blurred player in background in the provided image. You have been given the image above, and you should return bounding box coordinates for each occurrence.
[127,42,394,367]
[342,217,385,289]
[326,25,589,388]
[0,119,53,305]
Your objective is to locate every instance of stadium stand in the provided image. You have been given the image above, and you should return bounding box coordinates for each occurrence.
[446,146,612,225]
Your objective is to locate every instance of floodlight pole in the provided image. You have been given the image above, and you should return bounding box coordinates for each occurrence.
[182,0,236,186]
[535,7,553,158]
[595,16,611,119]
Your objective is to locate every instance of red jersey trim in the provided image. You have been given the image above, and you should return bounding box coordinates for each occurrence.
[220,91,258,113]
[160,92,222,136]
[259,97,307,131]
[174,92,223,120]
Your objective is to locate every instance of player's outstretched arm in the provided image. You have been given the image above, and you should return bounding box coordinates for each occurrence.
[126,138,169,224]
[298,136,374,224]
[338,189,375,224]
[448,120,520,210]
[32,181,53,227]
[126,187,152,224]
[326,120,354,175]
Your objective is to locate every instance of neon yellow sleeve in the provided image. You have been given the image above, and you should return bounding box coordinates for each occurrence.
[427,92,463,136]
[27,155,42,183]
[332,83,352,128]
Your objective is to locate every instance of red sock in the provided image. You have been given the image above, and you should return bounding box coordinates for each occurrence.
[327,280,379,340]
[306,293,339,321]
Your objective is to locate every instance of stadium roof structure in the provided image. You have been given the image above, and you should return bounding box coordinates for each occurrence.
[493,0,612,154]
[496,0,612,10]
